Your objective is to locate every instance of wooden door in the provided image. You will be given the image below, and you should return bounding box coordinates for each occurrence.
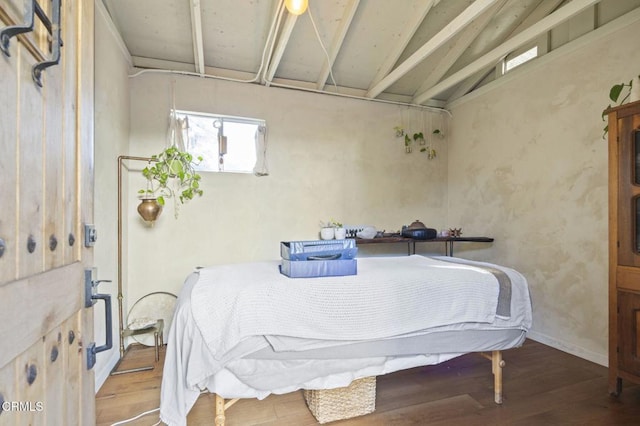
[0,0,95,424]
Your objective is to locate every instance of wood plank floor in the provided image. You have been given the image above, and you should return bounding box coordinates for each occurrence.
[96,340,640,425]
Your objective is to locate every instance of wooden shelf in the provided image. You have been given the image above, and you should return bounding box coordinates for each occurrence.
[354,236,494,256]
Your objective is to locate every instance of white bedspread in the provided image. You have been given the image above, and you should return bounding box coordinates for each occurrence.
[191,255,501,366]
[160,255,532,426]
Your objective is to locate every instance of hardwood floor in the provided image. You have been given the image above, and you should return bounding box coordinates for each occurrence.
[96,340,640,425]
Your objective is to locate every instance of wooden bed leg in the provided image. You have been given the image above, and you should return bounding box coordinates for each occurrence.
[492,350,505,404]
[214,394,226,426]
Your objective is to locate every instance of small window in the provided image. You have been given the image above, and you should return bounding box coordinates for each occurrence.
[176,110,266,174]
[502,46,538,74]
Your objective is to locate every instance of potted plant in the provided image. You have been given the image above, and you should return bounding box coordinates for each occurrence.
[319,219,344,240]
[404,134,412,153]
[139,146,204,218]
[602,74,640,137]
[331,219,346,240]
[413,132,425,145]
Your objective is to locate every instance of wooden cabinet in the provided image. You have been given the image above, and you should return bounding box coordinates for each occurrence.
[608,100,640,396]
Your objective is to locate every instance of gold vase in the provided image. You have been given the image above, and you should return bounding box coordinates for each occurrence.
[137,198,162,223]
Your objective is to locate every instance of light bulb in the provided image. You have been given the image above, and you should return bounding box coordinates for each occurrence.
[285,0,308,15]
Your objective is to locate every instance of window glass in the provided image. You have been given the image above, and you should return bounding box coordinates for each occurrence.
[176,110,265,173]
[503,46,538,73]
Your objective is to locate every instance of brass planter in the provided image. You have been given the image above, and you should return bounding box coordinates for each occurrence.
[137,198,162,223]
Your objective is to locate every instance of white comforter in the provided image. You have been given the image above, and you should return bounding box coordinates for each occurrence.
[192,256,501,364]
[160,255,532,426]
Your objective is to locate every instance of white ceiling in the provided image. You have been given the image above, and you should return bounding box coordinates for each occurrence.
[102,0,640,109]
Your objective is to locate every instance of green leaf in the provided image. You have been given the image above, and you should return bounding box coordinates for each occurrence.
[610,84,625,102]
[157,196,165,206]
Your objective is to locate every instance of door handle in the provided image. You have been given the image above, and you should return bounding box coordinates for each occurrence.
[91,293,113,354]
[84,269,113,369]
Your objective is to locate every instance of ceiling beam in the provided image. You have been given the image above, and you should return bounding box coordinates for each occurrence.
[316,0,360,90]
[366,0,438,93]
[264,13,298,85]
[189,0,205,74]
[412,0,507,100]
[413,0,599,104]
[365,0,501,99]
[446,0,565,102]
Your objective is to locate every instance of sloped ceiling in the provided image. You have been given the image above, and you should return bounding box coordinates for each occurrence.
[102,0,640,108]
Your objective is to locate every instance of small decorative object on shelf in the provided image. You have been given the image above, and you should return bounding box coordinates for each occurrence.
[319,219,345,240]
[449,228,463,238]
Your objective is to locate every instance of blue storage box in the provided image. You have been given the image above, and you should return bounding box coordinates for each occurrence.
[280,240,358,261]
[280,258,357,278]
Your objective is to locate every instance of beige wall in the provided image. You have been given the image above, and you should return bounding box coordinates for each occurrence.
[93,2,131,390]
[447,20,640,365]
[125,73,449,316]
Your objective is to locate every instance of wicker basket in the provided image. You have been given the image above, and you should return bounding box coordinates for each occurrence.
[303,377,376,424]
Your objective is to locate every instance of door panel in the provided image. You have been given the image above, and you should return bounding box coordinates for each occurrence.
[617,113,640,267]
[17,45,45,279]
[0,0,95,424]
[618,291,640,376]
[44,49,65,270]
[15,340,44,426]
[62,0,79,266]
[0,14,18,285]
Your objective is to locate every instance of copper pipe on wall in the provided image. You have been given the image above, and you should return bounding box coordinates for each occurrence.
[111,155,154,375]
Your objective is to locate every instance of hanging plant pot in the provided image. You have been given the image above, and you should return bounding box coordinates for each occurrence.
[137,198,163,223]
[139,146,203,219]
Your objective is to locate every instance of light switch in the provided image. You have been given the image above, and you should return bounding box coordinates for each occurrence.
[84,224,97,247]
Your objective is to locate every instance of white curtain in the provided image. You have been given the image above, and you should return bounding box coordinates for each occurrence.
[253,125,268,176]
[167,110,188,151]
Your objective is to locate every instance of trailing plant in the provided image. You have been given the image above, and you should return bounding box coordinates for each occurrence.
[602,74,640,138]
[139,146,204,218]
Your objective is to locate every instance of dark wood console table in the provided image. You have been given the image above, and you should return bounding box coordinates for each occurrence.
[355,236,494,256]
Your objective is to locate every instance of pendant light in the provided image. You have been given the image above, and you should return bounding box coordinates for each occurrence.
[284,0,308,15]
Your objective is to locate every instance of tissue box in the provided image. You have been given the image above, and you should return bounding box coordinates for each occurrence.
[280,240,357,261]
[280,259,357,278]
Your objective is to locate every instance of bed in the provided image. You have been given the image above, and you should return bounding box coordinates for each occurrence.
[159,254,532,426]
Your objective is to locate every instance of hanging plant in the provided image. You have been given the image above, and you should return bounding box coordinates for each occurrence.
[139,146,204,218]
[413,132,425,145]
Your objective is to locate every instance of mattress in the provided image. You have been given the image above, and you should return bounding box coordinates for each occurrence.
[160,255,532,426]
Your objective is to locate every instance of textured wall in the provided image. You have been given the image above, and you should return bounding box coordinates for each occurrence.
[93,5,131,389]
[447,21,640,365]
[126,73,448,308]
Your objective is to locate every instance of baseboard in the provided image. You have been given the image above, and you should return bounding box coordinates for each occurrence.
[527,330,608,367]
[95,350,120,393]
